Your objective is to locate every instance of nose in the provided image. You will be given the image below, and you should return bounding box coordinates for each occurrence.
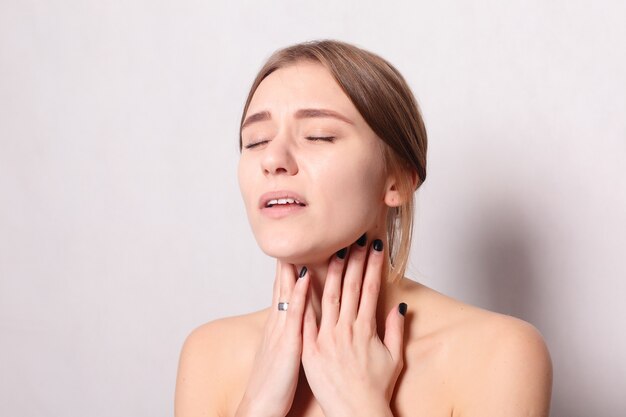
[261,136,298,177]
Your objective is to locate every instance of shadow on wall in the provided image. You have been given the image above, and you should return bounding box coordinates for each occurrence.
[464,199,580,417]
[469,201,539,322]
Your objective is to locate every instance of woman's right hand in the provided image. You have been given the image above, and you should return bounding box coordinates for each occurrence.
[235,260,310,417]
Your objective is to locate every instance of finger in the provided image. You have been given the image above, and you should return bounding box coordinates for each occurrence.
[284,266,310,336]
[302,283,319,352]
[271,259,282,307]
[307,268,322,323]
[268,259,283,327]
[338,237,368,324]
[383,302,407,363]
[356,239,385,328]
[277,261,297,322]
[320,249,346,330]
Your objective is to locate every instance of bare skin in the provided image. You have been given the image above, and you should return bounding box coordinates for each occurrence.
[175,271,552,417]
[175,61,552,416]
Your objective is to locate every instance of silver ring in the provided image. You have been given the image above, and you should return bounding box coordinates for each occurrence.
[277,302,289,311]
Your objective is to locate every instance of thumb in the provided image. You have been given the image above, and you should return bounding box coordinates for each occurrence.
[383,302,407,362]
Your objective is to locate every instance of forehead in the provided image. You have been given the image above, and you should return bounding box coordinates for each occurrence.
[246,61,359,118]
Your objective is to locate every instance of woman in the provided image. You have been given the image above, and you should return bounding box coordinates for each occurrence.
[175,40,553,417]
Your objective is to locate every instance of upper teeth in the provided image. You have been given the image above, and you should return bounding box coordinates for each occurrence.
[267,198,302,207]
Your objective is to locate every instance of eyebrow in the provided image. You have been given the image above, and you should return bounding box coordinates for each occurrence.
[241,108,354,130]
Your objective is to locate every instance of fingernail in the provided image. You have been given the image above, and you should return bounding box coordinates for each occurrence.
[399,302,407,316]
[336,247,347,259]
[356,233,367,247]
[299,266,308,278]
[373,239,383,252]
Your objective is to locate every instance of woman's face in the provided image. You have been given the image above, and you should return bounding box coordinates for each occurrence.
[238,61,393,264]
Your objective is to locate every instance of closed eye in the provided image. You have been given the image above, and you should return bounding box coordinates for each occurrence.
[244,140,269,149]
[306,136,335,142]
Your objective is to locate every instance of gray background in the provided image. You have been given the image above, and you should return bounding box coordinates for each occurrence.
[1,1,625,416]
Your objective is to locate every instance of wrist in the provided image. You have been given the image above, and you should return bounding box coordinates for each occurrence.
[363,404,393,417]
[234,399,284,417]
[325,400,393,417]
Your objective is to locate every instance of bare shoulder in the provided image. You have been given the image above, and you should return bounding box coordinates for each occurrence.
[399,278,553,416]
[452,307,553,416]
[174,309,268,417]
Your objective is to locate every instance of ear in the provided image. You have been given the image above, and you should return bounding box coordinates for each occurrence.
[383,169,419,208]
[383,177,403,208]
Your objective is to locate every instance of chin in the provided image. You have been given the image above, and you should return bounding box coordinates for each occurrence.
[251,219,375,265]
[258,238,338,265]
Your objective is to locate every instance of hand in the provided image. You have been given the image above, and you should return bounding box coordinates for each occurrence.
[235,260,310,417]
[301,237,406,417]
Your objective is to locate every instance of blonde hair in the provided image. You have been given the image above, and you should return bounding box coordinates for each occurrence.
[239,40,427,283]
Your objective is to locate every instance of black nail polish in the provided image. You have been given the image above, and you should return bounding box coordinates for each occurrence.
[399,302,407,316]
[336,247,347,259]
[356,233,367,247]
[299,266,307,278]
[373,239,383,252]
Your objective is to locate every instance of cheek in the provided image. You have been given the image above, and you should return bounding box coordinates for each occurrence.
[314,152,387,226]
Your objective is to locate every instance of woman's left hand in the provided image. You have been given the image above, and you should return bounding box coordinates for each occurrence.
[301,238,406,417]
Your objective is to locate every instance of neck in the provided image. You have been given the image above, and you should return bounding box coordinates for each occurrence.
[294,244,404,331]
